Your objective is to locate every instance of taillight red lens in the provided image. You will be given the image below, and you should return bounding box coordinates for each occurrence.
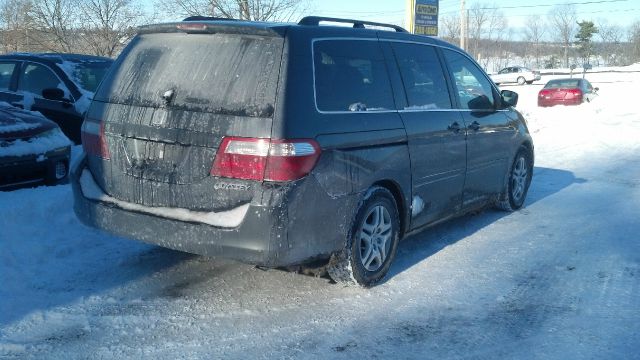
[210,138,269,181]
[264,140,321,181]
[565,89,582,99]
[539,89,551,97]
[211,137,321,182]
[81,121,110,160]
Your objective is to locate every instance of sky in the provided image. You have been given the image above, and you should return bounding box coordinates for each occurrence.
[305,0,639,30]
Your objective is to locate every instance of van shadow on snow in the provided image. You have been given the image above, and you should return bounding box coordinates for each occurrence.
[0,244,196,328]
[0,167,582,331]
[386,166,586,283]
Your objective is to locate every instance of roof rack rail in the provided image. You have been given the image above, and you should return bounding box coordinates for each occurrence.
[183,16,237,21]
[298,16,407,33]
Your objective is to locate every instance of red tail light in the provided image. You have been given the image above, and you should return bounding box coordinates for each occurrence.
[565,89,582,99]
[539,89,552,97]
[81,120,110,160]
[211,137,321,182]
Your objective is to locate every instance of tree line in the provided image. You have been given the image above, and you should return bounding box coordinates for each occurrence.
[0,0,309,57]
[440,3,640,71]
[1,0,639,69]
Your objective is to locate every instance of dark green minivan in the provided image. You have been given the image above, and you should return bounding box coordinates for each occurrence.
[72,16,533,287]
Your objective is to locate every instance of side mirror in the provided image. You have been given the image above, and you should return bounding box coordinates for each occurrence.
[42,88,68,102]
[594,87,599,92]
[501,90,518,107]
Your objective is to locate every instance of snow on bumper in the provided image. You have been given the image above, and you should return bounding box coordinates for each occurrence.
[79,169,249,228]
[71,157,356,267]
[71,161,296,266]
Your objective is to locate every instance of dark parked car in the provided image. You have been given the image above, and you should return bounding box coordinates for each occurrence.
[0,53,114,144]
[538,78,598,107]
[72,17,534,286]
[0,102,71,190]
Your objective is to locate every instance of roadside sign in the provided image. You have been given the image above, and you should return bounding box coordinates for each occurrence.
[413,0,439,36]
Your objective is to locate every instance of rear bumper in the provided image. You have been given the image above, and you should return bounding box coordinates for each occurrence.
[71,155,353,267]
[538,98,581,107]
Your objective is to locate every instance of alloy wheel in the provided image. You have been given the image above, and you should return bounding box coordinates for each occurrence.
[358,205,392,272]
[511,156,528,202]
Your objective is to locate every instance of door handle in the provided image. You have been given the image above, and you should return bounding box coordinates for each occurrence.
[447,121,461,133]
[468,121,480,131]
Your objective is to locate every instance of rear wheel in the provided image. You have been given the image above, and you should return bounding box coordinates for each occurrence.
[517,76,526,85]
[496,148,533,211]
[327,187,400,287]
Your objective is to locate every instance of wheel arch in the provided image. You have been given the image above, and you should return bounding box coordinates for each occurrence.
[519,139,535,165]
[371,179,407,238]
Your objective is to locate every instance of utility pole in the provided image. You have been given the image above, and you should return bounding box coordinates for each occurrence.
[406,0,415,33]
[460,0,466,50]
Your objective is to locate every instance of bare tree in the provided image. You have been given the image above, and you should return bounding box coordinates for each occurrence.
[549,4,577,68]
[467,3,489,59]
[597,20,624,66]
[467,3,506,61]
[28,0,80,52]
[0,0,32,52]
[523,15,546,68]
[157,0,309,22]
[629,21,640,64]
[440,14,460,45]
[79,0,146,57]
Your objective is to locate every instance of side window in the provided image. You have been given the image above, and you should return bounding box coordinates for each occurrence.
[314,40,395,112]
[442,49,496,111]
[498,68,508,75]
[18,63,63,98]
[0,62,16,91]
[391,43,451,110]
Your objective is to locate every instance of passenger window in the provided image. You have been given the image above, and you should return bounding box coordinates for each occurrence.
[442,49,496,111]
[18,63,64,98]
[391,43,451,110]
[0,62,16,91]
[314,40,395,112]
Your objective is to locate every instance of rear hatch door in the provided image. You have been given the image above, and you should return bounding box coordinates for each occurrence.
[87,26,284,211]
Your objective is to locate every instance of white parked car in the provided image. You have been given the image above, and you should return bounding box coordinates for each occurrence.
[490,66,541,85]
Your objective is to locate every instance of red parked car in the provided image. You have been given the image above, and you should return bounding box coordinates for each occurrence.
[538,78,598,107]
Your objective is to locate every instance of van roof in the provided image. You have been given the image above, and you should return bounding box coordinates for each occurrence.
[138,16,459,50]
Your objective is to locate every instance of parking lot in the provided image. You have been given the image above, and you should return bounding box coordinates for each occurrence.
[1,69,639,359]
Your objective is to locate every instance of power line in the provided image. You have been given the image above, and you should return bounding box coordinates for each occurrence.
[472,0,629,11]
[441,5,640,18]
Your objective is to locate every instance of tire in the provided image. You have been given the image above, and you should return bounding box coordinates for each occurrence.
[327,187,400,287]
[517,76,526,85]
[496,148,533,211]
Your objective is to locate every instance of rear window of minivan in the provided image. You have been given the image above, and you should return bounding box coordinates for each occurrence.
[95,32,283,118]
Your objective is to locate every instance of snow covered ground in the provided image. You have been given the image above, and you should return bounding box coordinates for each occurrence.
[1,69,639,359]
